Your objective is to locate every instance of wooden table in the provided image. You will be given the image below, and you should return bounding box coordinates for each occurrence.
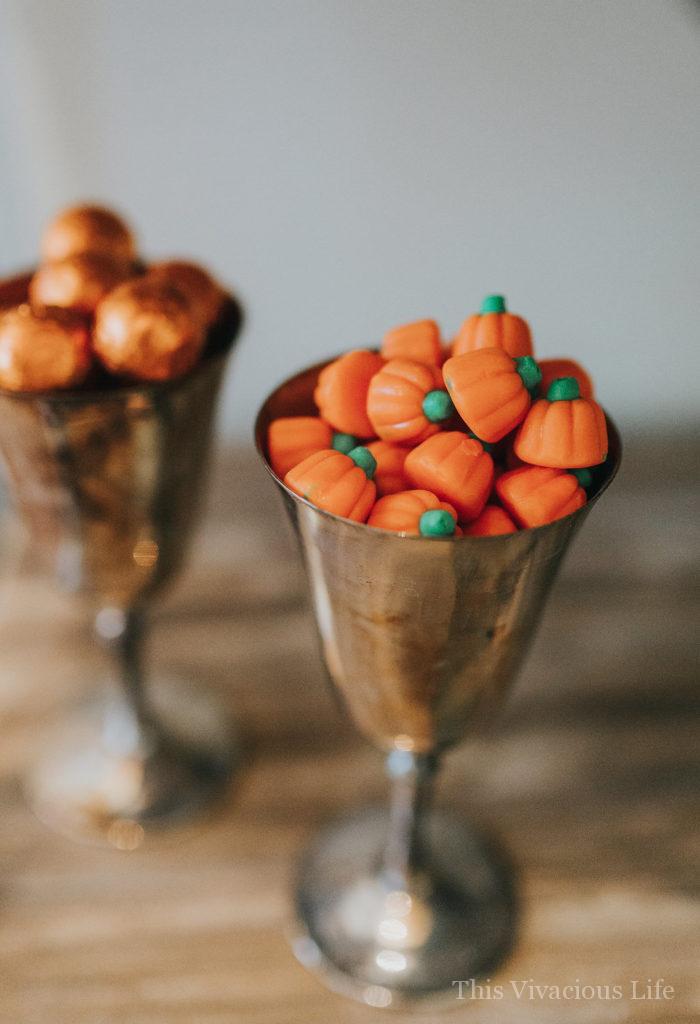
[0,433,697,1023]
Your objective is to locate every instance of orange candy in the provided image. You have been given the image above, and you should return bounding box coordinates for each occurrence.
[40,204,136,264]
[366,440,409,496]
[366,358,453,445]
[453,295,532,359]
[29,253,134,315]
[404,431,493,522]
[463,505,518,536]
[313,349,383,438]
[147,261,224,328]
[93,278,205,382]
[514,377,607,469]
[380,319,442,366]
[266,296,608,535]
[538,358,593,400]
[267,416,333,478]
[496,466,586,528]
[0,203,237,395]
[284,448,376,522]
[368,489,459,535]
[0,306,91,392]
[442,348,541,443]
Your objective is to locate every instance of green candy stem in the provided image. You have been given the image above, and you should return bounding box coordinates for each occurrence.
[332,432,358,455]
[422,389,454,423]
[347,445,377,480]
[466,429,495,455]
[514,355,541,392]
[419,509,456,537]
[547,376,580,402]
[571,467,593,489]
[480,294,506,314]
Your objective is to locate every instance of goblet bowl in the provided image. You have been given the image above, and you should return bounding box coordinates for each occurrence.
[255,357,621,1004]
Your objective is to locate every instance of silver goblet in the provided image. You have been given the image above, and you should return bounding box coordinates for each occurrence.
[255,358,621,1005]
[0,273,242,847]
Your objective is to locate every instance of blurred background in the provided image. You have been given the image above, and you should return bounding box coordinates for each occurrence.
[0,0,698,437]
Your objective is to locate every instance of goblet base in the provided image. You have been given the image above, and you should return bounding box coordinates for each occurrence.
[26,677,236,848]
[292,807,516,1007]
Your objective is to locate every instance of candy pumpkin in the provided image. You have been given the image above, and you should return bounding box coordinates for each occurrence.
[314,350,383,437]
[267,416,333,478]
[496,466,586,528]
[514,377,607,468]
[404,431,493,522]
[366,440,409,496]
[284,447,376,522]
[538,358,593,400]
[453,295,533,359]
[443,348,541,443]
[367,358,454,445]
[463,504,518,537]
[368,489,459,536]
[381,319,442,366]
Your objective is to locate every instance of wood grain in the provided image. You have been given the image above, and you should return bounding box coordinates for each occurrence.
[0,433,698,1023]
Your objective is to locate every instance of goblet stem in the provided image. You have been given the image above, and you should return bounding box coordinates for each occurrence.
[383,751,437,890]
[294,747,515,1001]
[26,589,234,846]
[95,604,159,756]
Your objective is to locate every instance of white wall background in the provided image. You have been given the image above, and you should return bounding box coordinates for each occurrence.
[0,0,698,438]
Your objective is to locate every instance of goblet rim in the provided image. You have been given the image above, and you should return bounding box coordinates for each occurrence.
[0,271,243,405]
[253,353,622,543]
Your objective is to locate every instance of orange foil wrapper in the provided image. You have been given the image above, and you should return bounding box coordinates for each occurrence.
[93,278,205,382]
[29,253,135,315]
[0,305,91,392]
[40,204,136,264]
[147,260,224,327]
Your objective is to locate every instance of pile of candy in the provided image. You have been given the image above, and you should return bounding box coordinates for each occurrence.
[267,297,609,536]
[0,204,227,391]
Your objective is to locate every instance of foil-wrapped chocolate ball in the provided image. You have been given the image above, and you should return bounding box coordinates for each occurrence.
[93,279,205,382]
[147,260,224,327]
[40,204,136,264]
[29,253,135,315]
[0,306,91,392]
